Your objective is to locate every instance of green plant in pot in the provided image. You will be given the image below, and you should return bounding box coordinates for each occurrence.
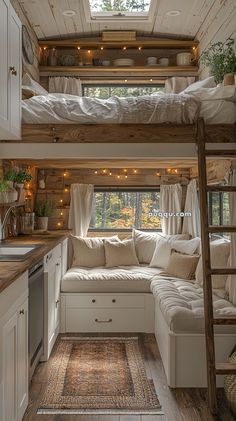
[15,170,33,186]
[35,199,55,230]
[0,180,9,204]
[200,38,236,84]
[4,169,17,187]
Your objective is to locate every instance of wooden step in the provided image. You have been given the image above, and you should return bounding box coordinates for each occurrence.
[208,225,236,233]
[207,185,236,192]
[210,267,236,275]
[213,317,236,325]
[205,150,236,157]
[215,363,236,375]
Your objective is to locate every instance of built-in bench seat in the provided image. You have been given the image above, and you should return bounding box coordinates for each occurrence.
[150,277,236,388]
[61,265,162,293]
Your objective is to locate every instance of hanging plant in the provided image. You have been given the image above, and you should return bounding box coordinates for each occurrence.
[200,38,236,84]
[15,169,33,184]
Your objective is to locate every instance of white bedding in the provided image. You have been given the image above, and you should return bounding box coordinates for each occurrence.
[22,93,200,124]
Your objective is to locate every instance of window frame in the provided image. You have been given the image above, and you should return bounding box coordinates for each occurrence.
[208,191,229,227]
[83,0,156,22]
[89,187,161,232]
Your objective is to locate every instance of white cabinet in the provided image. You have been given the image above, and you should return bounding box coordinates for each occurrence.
[0,0,21,140]
[43,244,62,360]
[0,272,28,421]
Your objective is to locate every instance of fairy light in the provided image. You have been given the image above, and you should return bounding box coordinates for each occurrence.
[64,188,69,192]
[123,46,127,50]
[117,175,121,179]
[138,46,142,50]
[174,169,178,174]
[156,172,161,177]
[150,78,153,82]
[101,46,104,50]
[125,174,128,179]
[167,168,172,174]
[133,169,137,174]
[60,212,63,216]
[102,169,107,174]
[87,49,91,54]
[43,46,47,51]
[60,199,63,203]
[57,222,62,228]
[124,79,128,82]
[109,170,112,176]
[77,46,80,50]
[94,170,98,174]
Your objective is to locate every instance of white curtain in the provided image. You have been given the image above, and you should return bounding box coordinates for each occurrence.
[226,167,236,305]
[68,184,94,236]
[165,77,195,94]
[160,184,182,235]
[49,77,82,96]
[182,179,200,237]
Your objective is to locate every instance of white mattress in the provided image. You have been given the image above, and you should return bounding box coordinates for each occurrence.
[61,265,162,293]
[200,100,236,124]
[151,277,236,333]
[22,93,200,124]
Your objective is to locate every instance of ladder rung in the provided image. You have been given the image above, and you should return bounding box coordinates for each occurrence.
[207,185,236,192]
[205,150,236,157]
[208,225,236,233]
[215,363,236,375]
[210,267,236,275]
[213,317,236,325]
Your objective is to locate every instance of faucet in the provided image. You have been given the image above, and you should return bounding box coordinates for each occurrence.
[0,203,25,241]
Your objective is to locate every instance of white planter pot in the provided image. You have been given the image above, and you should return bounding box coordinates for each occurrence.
[6,180,14,189]
[0,191,8,203]
[38,216,48,230]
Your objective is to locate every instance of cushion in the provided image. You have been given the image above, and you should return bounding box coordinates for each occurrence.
[151,278,236,333]
[61,265,162,293]
[71,236,106,268]
[132,229,190,264]
[104,239,139,268]
[195,239,230,289]
[22,73,48,96]
[163,251,200,280]
[189,85,236,103]
[150,237,200,269]
[181,76,216,94]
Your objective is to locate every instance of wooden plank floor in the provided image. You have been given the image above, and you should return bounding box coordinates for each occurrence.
[23,333,234,421]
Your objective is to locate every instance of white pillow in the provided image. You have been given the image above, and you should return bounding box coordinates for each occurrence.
[22,73,48,96]
[189,85,236,103]
[150,237,200,269]
[181,77,216,94]
[195,239,230,289]
[163,251,200,280]
[104,239,139,268]
[132,229,190,264]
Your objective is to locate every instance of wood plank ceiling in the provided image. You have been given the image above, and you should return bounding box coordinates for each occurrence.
[18,0,215,40]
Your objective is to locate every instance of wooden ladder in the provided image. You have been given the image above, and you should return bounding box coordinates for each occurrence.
[197,119,236,414]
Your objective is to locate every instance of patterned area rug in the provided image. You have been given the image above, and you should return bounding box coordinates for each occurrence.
[38,336,161,415]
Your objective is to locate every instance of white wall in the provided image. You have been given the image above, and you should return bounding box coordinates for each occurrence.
[196,0,236,79]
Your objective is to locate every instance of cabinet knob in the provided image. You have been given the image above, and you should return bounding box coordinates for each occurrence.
[56,299,60,307]
[19,309,25,315]
[112,299,116,303]
[10,66,17,76]
[92,299,96,303]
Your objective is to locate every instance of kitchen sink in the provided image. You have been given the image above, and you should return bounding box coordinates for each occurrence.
[0,244,41,261]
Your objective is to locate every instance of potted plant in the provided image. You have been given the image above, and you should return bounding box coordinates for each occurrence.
[0,180,9,203]
[4,169,18,202]
[14,169,33,201]
[35,199,55,230]
[200,38,236,84]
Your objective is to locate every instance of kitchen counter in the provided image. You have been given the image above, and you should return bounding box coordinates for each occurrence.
[0,230,70,294]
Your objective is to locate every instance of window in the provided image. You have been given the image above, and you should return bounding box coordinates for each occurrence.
[83,84,165,99]
[90,189,161,230]
[86,0,154,21]
[208,192,230,226]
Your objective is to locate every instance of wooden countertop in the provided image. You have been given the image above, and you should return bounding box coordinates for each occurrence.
[0,230,70,294]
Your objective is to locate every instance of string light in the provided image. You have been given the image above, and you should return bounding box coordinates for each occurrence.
[125,174,128,179]
[156,172,161,177]
[109,170,112,176]
[124,79,128,82]
[60,212,63,216]
[138,46,142,50]
[77,46,80,50]
[167,168,172,174]
[64,188,69,192]
[87,49,91,54]
[117,175,121,179]
[94,170,98,174]
[174,169,178,174]
[57,222,62,228]
[100,46,104,50]
[133,169,137,174]
[102,169,107,174]
[123,46,127,50]
[60,199,63,203]
[150,78,153,82]
[43,46,47,50]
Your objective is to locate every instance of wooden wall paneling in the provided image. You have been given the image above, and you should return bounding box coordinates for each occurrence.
[11,0,40,81]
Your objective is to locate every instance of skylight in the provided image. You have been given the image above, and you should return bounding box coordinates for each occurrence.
[87,0,153,20]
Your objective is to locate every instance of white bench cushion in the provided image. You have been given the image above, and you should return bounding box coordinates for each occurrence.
[151,277,236,333]
[62,265,162,293]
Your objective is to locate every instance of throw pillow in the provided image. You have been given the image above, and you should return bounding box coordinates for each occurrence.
[104,238,139,268]
[163,251,200,280]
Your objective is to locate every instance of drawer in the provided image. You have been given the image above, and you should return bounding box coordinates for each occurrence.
[66,294,145,309]
[66,308,145,332]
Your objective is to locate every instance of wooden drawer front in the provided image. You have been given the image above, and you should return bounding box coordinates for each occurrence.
[66,294,145,309]
[66,308,145,332]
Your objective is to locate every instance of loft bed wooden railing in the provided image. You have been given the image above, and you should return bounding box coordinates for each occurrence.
[1,121,235,143]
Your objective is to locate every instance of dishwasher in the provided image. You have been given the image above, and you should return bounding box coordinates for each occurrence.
[29,260,44,381]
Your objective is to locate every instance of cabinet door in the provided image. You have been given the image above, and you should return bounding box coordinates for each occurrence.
[9,3,21,139]
[2,312,18,421]
[55,257,61,331]
[17,299,28,421]
[0,0,10,137]
[47,265,56,349]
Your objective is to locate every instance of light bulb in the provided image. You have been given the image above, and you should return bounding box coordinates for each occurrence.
[123,46,127,50]
[77,46,80,50]
[94,170,98,174]
[138,46,142,50]
[101,46,104,50]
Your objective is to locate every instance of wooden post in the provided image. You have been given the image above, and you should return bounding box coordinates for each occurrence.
[197,118,217,414]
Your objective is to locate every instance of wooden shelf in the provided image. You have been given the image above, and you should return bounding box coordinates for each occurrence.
[39,38,198,50]
[40,65,198,78]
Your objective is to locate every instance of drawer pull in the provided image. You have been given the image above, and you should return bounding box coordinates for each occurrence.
[56,299,60,307]
[10,66,17,76]
[92,299,96,303]
[56,263,60,266]
[112,299,116,303]
[19,309,25,315]
[95,318,112,323]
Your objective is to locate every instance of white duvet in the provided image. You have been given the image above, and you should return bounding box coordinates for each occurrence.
[22,93,200,124]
